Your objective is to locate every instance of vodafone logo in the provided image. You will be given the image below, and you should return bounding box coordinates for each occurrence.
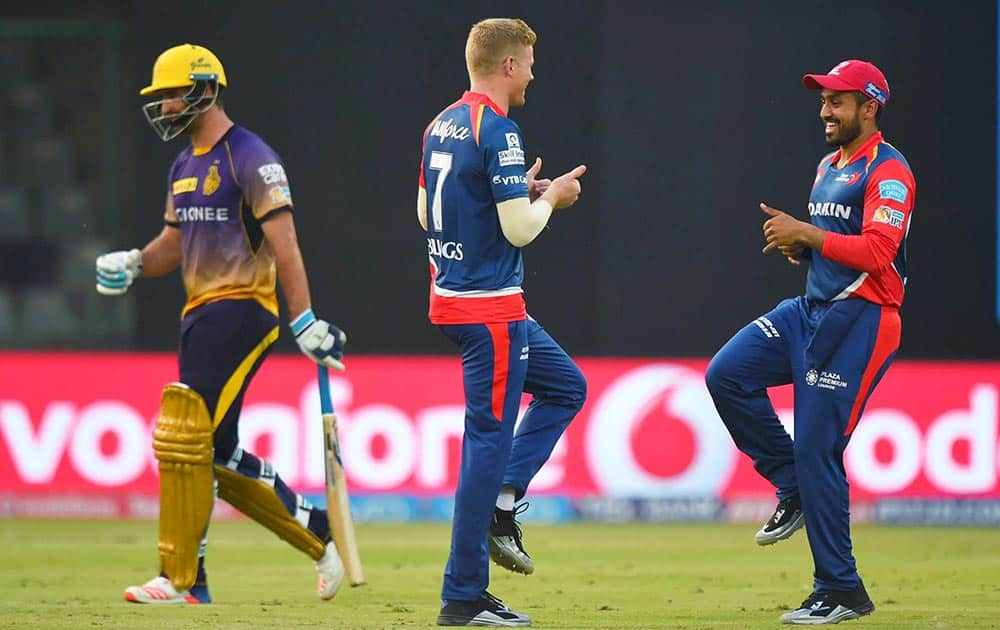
[586,364,737,497]
[1,355,998,501]
[846,385,999,494]
[0,400,153,487]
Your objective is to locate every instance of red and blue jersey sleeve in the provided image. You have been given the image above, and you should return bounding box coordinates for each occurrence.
[822,159,915,275]
[419,93,528,325]
[818,146,915,307]
[481,118,530,203]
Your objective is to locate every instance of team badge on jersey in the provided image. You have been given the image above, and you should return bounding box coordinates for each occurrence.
[834,171,861,186]
[202,164,221,196]
[873,205,905,229]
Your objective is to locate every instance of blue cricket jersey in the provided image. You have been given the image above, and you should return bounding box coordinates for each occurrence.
[806,131,915,306]
[419,92,531,324]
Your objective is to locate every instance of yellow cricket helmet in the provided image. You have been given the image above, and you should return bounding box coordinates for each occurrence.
[140,43,227,141]
[140,43,227,96]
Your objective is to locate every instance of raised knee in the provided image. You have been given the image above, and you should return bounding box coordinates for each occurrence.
[705,352,732,395]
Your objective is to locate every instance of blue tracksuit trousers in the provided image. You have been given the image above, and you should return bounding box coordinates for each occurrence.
[439,317,586,601]
[705,296,899,592]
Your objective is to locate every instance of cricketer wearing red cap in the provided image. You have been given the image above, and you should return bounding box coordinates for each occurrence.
[803,59,890,107]
[705,59,915,625]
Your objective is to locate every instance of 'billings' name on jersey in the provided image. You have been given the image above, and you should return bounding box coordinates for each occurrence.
[176,206,230,222]
[808,201,852,219]
[428,237,464,260]
[430,119,471,144]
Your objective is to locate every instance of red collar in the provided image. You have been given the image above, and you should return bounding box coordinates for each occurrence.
[460,91,507,117]
[829,130,883,168]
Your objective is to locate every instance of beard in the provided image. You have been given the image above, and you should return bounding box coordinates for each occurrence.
[169,111,197,134]
[824,113,862,146]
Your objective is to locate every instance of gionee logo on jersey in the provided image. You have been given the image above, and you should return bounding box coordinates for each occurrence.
[430,119,471,144]
[427,238,464,260]
[808,202,852,219]
[176,207,230,222]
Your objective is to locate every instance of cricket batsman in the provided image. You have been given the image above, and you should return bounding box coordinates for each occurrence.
[97,43,347,604]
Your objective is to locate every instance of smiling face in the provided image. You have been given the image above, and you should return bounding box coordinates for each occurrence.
[818,89,865,146]
[818,88,882,149]
[506,45,535,107]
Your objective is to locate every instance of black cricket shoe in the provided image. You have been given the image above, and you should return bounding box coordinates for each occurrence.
[780,582,875,625]
[756,494,805,545]
[437,591,531,626]
[489,503,534,575]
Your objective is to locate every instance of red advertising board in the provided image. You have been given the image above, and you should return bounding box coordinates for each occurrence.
[1,353,998,504]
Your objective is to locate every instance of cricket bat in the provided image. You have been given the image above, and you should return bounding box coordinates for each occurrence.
[317,364,365,586]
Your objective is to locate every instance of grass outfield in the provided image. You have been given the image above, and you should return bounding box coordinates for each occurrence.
[1,519,998,628]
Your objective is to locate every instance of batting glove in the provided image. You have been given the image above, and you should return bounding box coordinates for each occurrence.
[96,248,142,295]
[291,309,347,371]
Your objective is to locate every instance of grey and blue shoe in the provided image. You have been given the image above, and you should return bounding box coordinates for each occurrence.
[437,591,531,627]
[489,503,534,575]
[780,583,875,625]
[756,495,805,545]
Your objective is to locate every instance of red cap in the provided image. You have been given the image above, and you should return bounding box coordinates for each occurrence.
[803,59,890,106]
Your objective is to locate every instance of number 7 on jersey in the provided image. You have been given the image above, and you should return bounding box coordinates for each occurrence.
[429,151,452,231]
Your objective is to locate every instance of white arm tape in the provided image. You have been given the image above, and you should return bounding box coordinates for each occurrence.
[417,187,428,231]
[497,197,553,247]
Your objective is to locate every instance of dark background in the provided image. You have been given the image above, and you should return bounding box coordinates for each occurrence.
[7,1,998,359]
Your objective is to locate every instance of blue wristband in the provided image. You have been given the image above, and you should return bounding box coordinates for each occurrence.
[289,309,316,336]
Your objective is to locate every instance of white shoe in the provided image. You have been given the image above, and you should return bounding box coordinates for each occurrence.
[124,576,200,605]
[315,541,345,600]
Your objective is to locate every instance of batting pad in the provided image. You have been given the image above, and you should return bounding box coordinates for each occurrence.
[153,383,215,592]
[215,465,326,561]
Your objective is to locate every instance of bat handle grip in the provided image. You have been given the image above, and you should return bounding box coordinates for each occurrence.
[317,364,334,414]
